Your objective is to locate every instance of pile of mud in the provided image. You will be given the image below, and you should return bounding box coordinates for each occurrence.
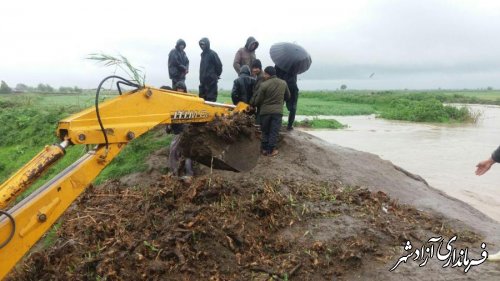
[8,176,482,280]
[7,129,500,280]
[179,113,260,172]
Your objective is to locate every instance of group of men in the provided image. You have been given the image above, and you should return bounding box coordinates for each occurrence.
[167,36,299,162]
[167,37,223,102]
[165,37,500,258]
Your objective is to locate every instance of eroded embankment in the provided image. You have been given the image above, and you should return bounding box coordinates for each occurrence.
[8,128,500,280]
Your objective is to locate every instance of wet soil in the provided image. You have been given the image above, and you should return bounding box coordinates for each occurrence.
[179,113,260,172]
[7,130,500,280]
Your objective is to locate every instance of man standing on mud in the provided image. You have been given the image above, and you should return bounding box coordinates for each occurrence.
[167,81,194,184]
[276,65,299,131]
[251,59,264,91]
[251,59,264,126]
[168,39,189,88]
[250,66,290,156]
[233,36,259,74]
[199,37,223,102]
[231,65,255,105]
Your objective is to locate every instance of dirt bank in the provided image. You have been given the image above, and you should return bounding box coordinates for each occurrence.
[7,130,500,280]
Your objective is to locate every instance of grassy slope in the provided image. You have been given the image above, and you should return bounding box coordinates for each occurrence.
[0,92,172,198]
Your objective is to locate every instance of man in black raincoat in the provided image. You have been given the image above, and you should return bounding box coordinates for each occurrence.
[276,65,299,131]
[167,81,194,184]
[168,39,189,88]
[231,65,255,104]
[198,38,223,102]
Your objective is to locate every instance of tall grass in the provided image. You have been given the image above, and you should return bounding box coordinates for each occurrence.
[87,53,146,86]
[293,118,346,129]
[298,91,482,123]
[379,98,473,122]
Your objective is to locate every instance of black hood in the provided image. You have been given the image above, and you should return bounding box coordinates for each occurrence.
[199,37,211,51]
[175,39,186,50]
[251,59,262,70]
[174,80,187,91]
[240,65,251,76]
[244,36,259,51]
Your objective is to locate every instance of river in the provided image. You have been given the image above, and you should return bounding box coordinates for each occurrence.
[302,104,500,222]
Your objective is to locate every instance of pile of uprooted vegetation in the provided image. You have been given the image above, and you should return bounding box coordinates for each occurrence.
[179,113,260,172]
[8,171,482,280]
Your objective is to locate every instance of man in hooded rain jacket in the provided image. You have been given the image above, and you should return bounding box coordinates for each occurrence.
[168,39,189,88]
[233,36,259,74]
[199,37,223,102]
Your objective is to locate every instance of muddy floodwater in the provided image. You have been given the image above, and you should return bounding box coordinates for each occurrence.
[303,104,500,222]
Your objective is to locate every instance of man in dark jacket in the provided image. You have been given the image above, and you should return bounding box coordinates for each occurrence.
[476,145,500,175]
[250,66,290,156]
[168,39,189,88]
[167,80,193,184]
[251,59,264,91]
[199,37,223,102]
[231,65,255,104]
[233,36,259,74]
[276,65,299,131]
[251,59,264,125]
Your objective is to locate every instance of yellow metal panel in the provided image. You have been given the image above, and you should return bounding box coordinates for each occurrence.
[0,144,65,209]
[0,143,124,280]
[57,88,239,145]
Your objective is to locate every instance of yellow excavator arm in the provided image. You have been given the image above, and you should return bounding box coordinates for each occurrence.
[0,79,255,279]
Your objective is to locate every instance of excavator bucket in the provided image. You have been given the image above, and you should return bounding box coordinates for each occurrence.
[179,113,260,172]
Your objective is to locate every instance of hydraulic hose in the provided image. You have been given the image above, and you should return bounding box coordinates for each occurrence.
[0,210,15,249]
[94,76,140,149]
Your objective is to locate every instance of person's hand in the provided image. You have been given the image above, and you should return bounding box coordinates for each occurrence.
[476,157,496,176]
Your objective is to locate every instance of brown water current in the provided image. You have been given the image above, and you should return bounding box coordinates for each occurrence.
[303,104,500,222]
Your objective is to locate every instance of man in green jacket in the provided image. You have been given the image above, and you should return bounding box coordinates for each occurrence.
[250,66,290,156]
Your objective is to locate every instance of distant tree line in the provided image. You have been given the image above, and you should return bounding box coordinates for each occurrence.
[0,81,11,94]
[0,81,83,94]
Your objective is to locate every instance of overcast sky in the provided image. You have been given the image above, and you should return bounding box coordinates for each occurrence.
[1,0,500,90]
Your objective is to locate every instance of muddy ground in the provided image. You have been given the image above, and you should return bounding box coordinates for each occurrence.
[7,129,500,280]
